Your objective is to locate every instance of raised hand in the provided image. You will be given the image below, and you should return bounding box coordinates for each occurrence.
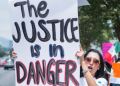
[75,44,84,63]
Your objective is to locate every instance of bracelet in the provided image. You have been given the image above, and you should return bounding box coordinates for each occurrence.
[82,69,88,75]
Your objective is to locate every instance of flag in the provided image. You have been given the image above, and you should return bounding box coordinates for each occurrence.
[78,0,90,7]
[104,40,120,65]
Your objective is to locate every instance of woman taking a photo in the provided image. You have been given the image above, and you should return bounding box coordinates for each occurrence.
[76,44,108,86]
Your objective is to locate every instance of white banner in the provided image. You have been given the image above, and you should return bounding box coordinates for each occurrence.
[8,0,80,86]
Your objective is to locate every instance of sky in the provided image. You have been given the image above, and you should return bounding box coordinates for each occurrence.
[0,0,12,40]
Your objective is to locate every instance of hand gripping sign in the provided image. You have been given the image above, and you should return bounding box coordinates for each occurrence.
[8,0,82,86]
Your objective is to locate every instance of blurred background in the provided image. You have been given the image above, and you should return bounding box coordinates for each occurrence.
[79,0,119,52]
[0,0,13,60]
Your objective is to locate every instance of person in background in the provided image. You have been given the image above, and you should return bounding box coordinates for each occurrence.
[104,61,112,86]
[76,44,108,86]
[110,57,120,86]
[117,57,120,63]
[114,55,118,63]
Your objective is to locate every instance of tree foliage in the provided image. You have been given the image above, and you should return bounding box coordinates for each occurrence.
[78,0,113,51]
[101,0,120,42]
[9,48,13,57]
[0,52,6,58]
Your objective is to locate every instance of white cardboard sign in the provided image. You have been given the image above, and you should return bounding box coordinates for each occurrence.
[8,0,80,86]
[110,69,120,84]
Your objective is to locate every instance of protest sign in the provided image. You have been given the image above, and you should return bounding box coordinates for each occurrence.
[112,63,120,78]
[109,68,120,84]
[102,43,114,61]
[8,0,80,86]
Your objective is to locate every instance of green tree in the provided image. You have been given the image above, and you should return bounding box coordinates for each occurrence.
[93,0,120,56]
[9,48,13,57]
[101,0,120,42]
[0,52,6,58]
[78,0,113,51]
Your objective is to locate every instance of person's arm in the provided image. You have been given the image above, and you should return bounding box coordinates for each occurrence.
[105,71,110,86]
[114,55,117,62]
[107,75,110,86]
[75,44,98,86]
[82,62,98,86]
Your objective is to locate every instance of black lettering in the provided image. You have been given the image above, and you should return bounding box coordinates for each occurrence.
[36,60,46,84]
[37,1,49,18]
[60,19,64,42]
[34,45,41,57]
[47,59,56,85]
[13,22,21,43]
[14,1,27,18]
[53,44,64,59]
[16,61,27,83]
[27,0,38,17]
[30,45,41,58]
[38,20,50,42]
[65,61,78,85]
[56,60,65,85]
[71,18,79,42]
[49,44,53,57]
[64,18,73,42]
[22,20,36,43]
[47,20,60,41]
[30,45,34,57]
[27,62,37,85]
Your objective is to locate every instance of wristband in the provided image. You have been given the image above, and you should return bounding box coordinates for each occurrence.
[82,69,88,75]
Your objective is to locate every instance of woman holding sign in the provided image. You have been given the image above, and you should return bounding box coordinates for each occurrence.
[12,44,107,86]
[76,44,108,86]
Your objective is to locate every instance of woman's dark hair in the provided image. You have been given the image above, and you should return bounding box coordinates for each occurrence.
[103,61,112,81]
[80,49,104,79]
[104,61,112,72]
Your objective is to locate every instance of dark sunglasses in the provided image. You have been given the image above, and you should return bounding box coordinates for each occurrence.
[85,57,100,65]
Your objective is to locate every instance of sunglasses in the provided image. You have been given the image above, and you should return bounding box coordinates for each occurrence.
[85,57,100,65]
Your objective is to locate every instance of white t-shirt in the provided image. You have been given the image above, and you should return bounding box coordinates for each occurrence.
[79,77,108,86]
